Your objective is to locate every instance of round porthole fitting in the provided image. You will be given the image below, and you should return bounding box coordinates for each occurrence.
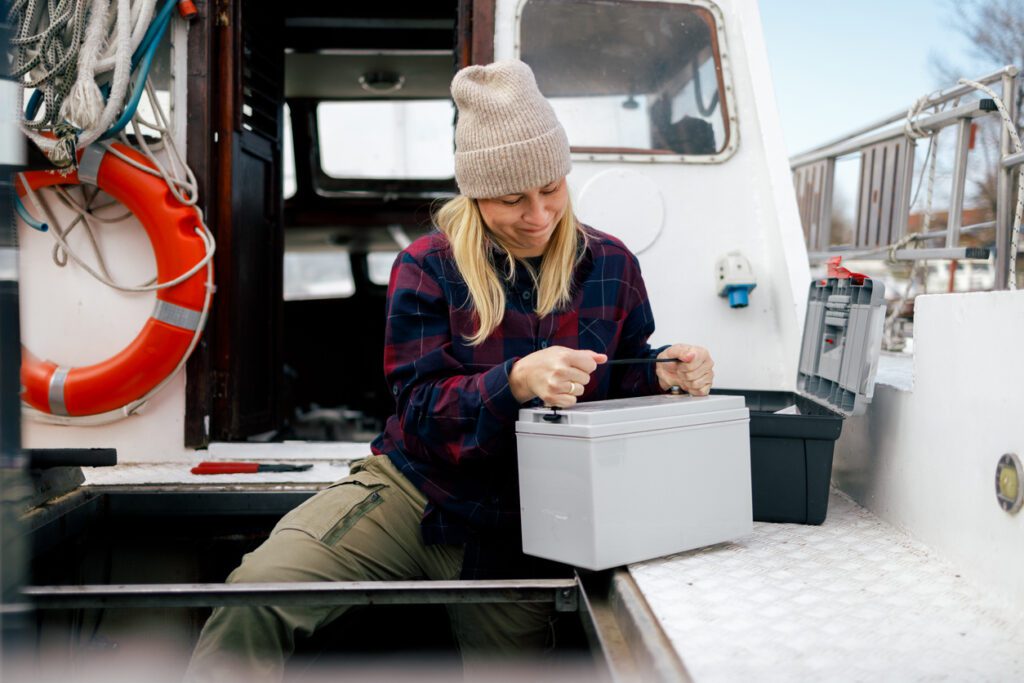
[995,452,1023,514]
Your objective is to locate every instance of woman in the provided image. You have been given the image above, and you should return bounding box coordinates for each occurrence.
[187,59,713,681]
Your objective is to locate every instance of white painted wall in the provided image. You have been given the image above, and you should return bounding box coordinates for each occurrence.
[496,0,810,391]
[833,289,1024,612]
[18,20,194,463]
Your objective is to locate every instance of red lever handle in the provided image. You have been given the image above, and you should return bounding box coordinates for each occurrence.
[190,461,259,474]
[826,256,867,285]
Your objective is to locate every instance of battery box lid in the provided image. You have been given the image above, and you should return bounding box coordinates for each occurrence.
[797,260,887,417]
[516,394,747,439]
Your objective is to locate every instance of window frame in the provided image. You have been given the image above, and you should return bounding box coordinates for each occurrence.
[513,0,739,165]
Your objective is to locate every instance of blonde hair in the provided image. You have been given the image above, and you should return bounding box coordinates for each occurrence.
[434,194,586,345]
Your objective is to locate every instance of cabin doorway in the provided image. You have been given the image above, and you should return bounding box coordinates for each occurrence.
[185,1,495,445]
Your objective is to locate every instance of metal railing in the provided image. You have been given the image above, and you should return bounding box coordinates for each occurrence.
[791,66,1021,288]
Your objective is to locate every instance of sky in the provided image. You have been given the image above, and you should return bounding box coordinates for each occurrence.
[759,0,973,155]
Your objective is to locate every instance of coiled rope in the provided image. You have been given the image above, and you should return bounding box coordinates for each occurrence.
[8,0,156,166]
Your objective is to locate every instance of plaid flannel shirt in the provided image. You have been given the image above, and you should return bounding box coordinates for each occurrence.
[370,225,666,578]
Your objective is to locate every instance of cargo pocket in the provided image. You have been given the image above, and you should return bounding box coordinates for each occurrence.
[321,484,385,546]
[273,479,387,548]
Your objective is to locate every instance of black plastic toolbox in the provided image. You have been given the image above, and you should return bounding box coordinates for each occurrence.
[713,389,842,524]
[716,267,886,525]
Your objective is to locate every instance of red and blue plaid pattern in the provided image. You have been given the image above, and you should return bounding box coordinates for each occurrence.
[370,226,666,576]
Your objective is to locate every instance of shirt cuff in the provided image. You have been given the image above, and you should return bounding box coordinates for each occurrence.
[480,358,523,422]
[646,344,671,393]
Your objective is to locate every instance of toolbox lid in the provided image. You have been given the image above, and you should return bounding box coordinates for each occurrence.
[796,261,887,417]
[516,394,747,439]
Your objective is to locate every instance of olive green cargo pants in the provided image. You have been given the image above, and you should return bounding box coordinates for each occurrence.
[185,455,555,682]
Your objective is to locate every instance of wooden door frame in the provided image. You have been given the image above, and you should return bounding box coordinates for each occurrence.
[185,0,285,446]
[183,0,218,447]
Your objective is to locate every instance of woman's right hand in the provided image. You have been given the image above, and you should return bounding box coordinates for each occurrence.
[509,346,608,407]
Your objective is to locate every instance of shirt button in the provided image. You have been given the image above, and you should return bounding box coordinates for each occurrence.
[539,340,548,349]
[522,290,531,300]
[392,384,399,396]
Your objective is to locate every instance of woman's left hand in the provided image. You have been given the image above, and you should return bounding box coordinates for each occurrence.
[655,345,714,396]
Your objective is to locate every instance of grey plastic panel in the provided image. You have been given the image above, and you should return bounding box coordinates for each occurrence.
[797,276,887,417]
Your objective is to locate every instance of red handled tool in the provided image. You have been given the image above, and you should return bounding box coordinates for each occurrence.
[190,461,313,475]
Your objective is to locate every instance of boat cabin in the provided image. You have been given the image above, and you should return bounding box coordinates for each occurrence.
[1,0,1022,680]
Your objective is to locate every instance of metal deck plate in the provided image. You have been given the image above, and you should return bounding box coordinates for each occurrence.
[629,489,1024,680]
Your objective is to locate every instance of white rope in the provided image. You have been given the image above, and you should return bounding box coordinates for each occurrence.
[93,0,155,73]
[71,0,133,149]
[884,100,947,350]
[958,78,1024,290]
[118,81,199,207]
[898,97,950,252]
[904,93,937,140]
[18,169,214,293]
[49,186,133,281]
[18,0,136,165]
[61,0,111,130]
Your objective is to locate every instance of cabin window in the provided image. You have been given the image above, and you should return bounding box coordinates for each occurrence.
[283,248,355,301]
[317,101,456,179]
[283,103,297,199]
[367,251,399,286]
[519,0,733,159]
[829,154,861,247]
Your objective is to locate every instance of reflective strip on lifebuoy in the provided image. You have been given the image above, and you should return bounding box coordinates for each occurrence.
[17,143,212,417]
[153,300,203,331]
[48,366,70,416]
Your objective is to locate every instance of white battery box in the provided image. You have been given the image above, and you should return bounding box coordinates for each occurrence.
[515,393,751,570]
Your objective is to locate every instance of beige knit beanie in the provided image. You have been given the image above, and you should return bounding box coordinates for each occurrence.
[451,59,571,198]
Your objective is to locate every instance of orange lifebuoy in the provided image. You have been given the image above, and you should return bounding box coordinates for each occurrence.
[16,143,211,417]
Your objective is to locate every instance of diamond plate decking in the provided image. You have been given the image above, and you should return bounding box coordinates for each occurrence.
[630,489,1024,681]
